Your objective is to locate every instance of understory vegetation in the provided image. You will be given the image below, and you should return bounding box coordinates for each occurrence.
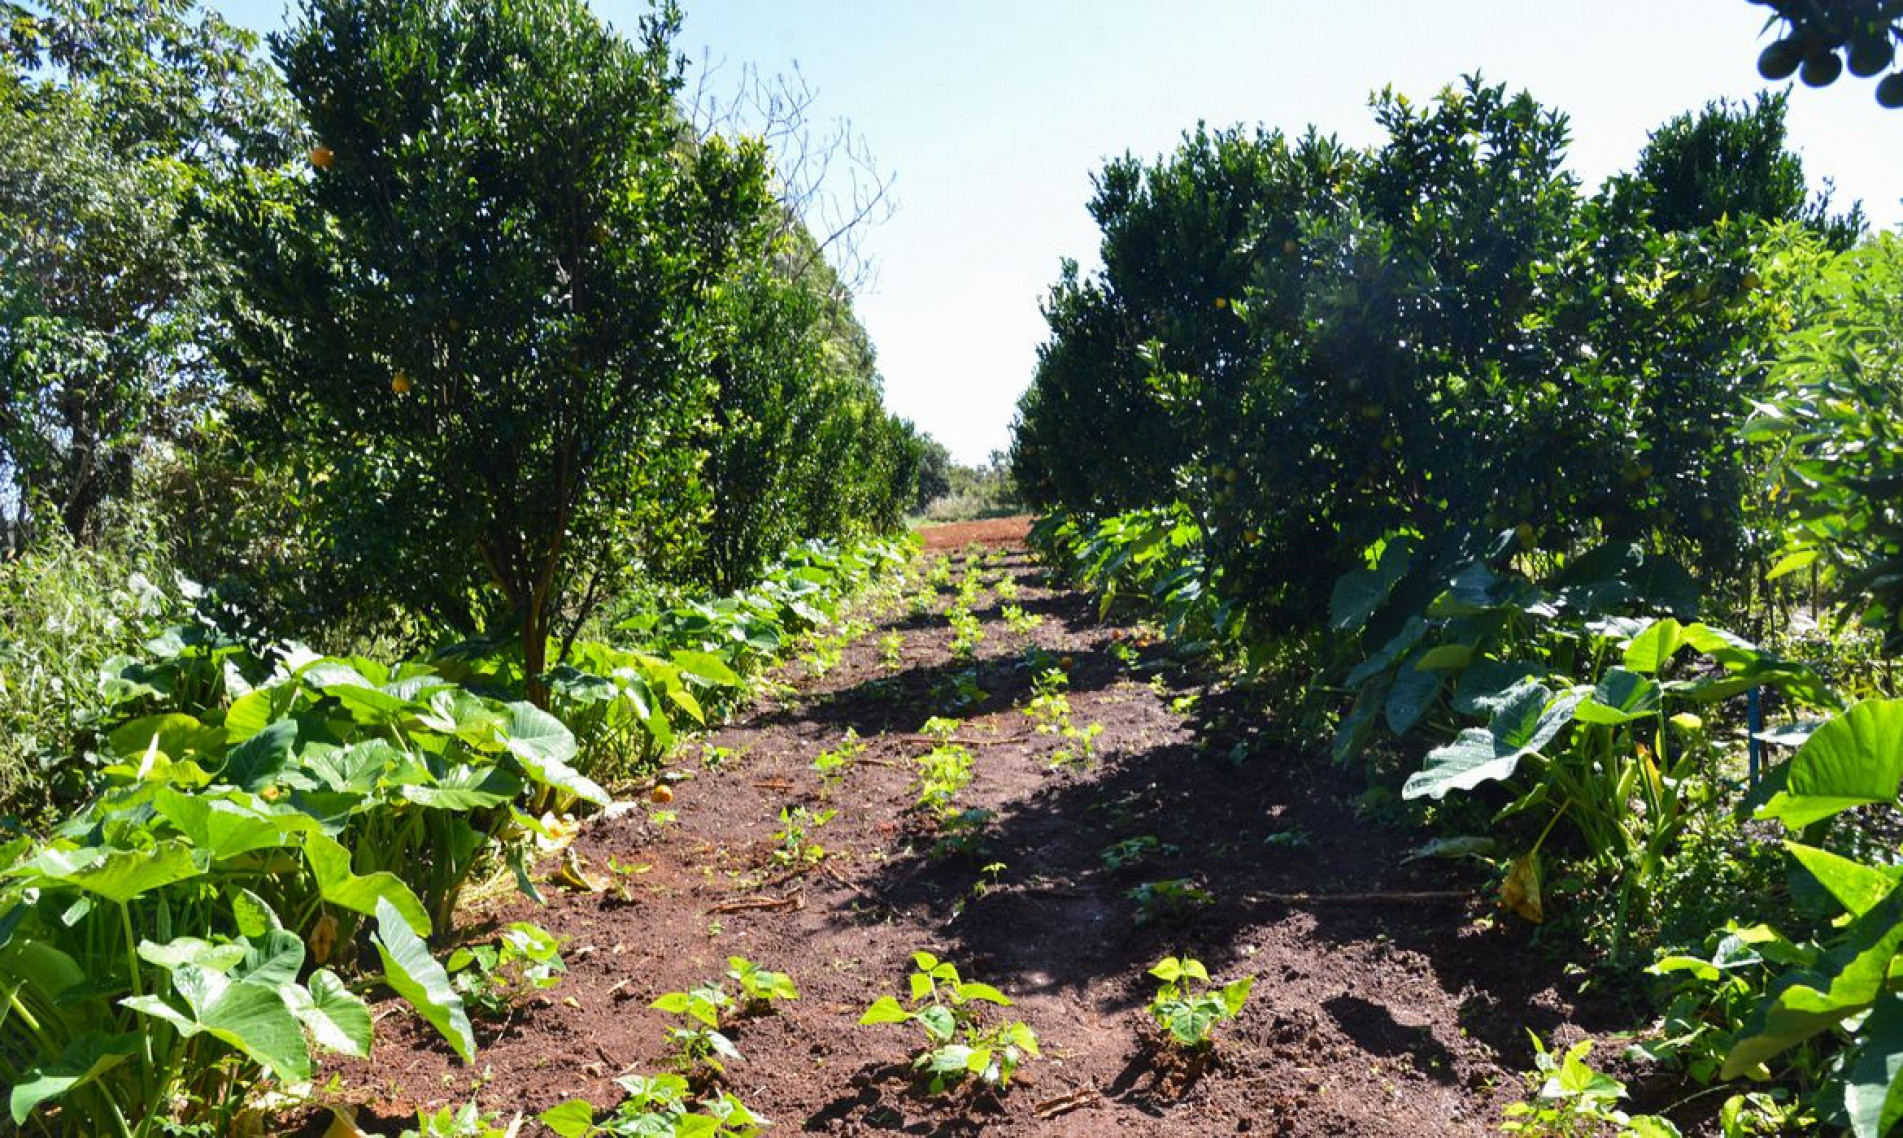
[1013,74,1903,1136]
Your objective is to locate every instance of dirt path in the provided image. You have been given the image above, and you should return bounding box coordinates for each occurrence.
[329,521,1608,1135]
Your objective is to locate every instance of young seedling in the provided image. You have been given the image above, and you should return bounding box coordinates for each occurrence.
[1127,878,1214,926]
[771,805,836,869]
[1101,835,1176,874]
[812,729,866,789]
[725,957,799,1012]
[879,631,906,669]
[859,951,1040,1095]
[914,742,974,816]
[445,922,566,1019]
[651,981,741,1074]
[1001,603,1042,635]
[541,1073,766,1138]
[1147,956,1254,1050]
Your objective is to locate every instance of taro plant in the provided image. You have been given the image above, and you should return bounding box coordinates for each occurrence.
[650,981,741,1074]
[541,1073,766,1138]
[1146,956,1254,1050]
[725,957,799,1012]
[859,951,1040,1095]
[446,922,566,1019]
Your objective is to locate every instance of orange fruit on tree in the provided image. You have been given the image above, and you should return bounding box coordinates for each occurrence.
[310,144,334,170]
[390,371,411,394]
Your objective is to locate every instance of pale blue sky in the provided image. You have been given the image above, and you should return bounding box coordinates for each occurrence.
[218,1,1903,464]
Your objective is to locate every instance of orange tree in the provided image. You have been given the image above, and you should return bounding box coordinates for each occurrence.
[1013,79,1840,644]
[211,0,775,695]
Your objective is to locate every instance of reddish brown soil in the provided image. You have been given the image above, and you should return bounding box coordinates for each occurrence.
[919,516,1033,551]
[314,523,1616,1135]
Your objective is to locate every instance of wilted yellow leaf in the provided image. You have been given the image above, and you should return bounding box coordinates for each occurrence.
[1501,852,1544,923]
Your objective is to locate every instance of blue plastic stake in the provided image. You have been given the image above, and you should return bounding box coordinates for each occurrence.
[1747,686,1763,786]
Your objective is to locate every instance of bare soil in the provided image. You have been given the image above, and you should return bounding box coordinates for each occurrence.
[313,522,1618,1135]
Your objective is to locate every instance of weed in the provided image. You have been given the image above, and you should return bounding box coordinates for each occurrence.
[859,951,1040,1095]
[915,743,975,816]
[879,631,905,668]
[1001,603,1042,635]
[1147,956,1254,1050]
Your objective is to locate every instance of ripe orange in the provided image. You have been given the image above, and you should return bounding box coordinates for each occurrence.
[390,372,411,394]
[1060,655,1075,669]
[310,144,334,170]
[650,784,675,805]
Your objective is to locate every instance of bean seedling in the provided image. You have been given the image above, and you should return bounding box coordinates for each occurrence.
[859,951,1040,1095]
[1147,956,1254,1050]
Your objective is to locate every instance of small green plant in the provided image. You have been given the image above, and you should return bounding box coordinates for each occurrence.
[1262,827,1312,850]
[1127,878,1213,925]
[994,575,1020,602]
[771,805,837,868]
[1101,835,1175,873]
[541,1074,766,1137]
[401,1102,521,1138]
[605,855,651,903]
[446,922,567,1019]
[879,631,905,668]
[948,605,985,659]
[726,957,800,1011]
[812,729,866,788]
[1146,956,1254,1050]
[1500,1035,1679,1136]
[915,741,975,816]
[933,667,988,712]
[859,951,1040,1095]
[651,981,741,1074]
[926,555,955,590]
[933,806,997,860]
[1001,603,1042,635]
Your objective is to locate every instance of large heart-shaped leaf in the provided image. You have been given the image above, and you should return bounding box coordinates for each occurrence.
[303,832,431,936]
[14,841,204,904]
[285,968,372,1058]
[1573,668,1662,726]
[1846,994,1903,1138]
[500,703,606,805]
[222,719,298,790]
[1759,701,1903,828]
[1402,682,1581,800]
[123,947,311,1083]
[1723,884,1903,1079]
[7,1031,140,1124]
[370,898,473,1062]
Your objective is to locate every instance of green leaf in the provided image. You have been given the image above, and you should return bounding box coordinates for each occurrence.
[1845,994,1903,1138]
[287,968,373,1058]
[1573,668,1663,726]
[152,788,314,859]
[8,1032,140,1124]
[1623,618,1688,674]
[370,897,473,1062]
[1148,957,1184,983]
[1219,976,1255,1016]
[107,712,227,765]
[1786,842,1901,918]
[859,995,911,1025]
[954,981,1012,1006]
[500,703,607,805]
[123,953,312,1083]
[399,762,522,811]
[670,650,743,688]
[304,832,431,936]
[538,1100,599,1138]
[1723,886,1903,1078]
[1402,682,1580,800]
[1767,548,1821,581]
[1413,644,1474,672]
[222,719,298,790]
[1384,662,1441,736]
[16,841,204,904]
[1759,700,1903,828]
[1329,540,1412,633]
[916,1003,957,1043]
